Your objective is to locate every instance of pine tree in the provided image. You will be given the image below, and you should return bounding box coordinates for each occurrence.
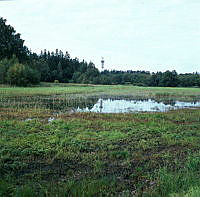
[0,17,28,62]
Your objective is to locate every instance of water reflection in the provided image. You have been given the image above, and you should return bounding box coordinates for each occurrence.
[0,96,99,112]
[1,95,200,113]
[99,99,103,113]
[75,99,200,113]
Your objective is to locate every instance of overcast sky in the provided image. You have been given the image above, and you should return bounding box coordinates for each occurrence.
[0,0,200,73]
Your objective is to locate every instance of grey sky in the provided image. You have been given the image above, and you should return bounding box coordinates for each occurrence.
[0,0,200,73]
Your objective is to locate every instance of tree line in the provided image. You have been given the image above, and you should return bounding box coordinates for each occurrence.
[0,17,200,87]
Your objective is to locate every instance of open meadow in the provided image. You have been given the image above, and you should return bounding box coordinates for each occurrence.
[1,84,200,196]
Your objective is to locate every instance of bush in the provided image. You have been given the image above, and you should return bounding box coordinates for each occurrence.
[7,63,40,86]
[54,80,59,83]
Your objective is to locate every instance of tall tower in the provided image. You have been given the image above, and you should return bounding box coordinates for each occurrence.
[101,57,105,70]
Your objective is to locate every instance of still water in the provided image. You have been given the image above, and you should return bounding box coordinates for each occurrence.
[75,99,200,113]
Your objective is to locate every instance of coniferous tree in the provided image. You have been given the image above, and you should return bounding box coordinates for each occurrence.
[0,17,28,62]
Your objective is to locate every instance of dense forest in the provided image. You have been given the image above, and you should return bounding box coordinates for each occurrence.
[0,17,200,87]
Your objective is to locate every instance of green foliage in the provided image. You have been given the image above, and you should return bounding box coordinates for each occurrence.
[155,166,200,197]
[2,74,200,197]
[1,17,200,87]
[0,180,12,197]
[6,63,27,86]
[54,80,59,83]
[180,187,200,197]
[0,63,6,84]
[14,186,36,197]
[161,70,178,87]
[6,62,40,86]
[63,177,117,197]
[0,56,40,86]
[110,150,130,160]
[1,16,200,195]
[0,17,28,62]
[0,56,18,84]
[178,73,200,87]
[150,70,179,87]
[186,153,200,172]
[1,91,200,196]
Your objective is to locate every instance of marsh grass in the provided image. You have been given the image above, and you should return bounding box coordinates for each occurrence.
[1,84,200,196]
[1,109,200,196]
[1,85,200,116]
[0,84,200,100]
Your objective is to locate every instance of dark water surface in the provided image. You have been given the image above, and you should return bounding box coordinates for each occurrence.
[74,98,200,113]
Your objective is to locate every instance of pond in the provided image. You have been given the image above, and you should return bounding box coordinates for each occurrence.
[1,95,200,113]
[74,98,200,113]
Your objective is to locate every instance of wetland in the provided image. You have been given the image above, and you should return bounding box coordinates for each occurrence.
[1,84,200,196]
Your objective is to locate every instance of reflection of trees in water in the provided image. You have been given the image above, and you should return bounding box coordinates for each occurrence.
[99,95,149,102]
[2,95,200,113]
[190,100,199,104]
[0,96,99,112]
[162,100,176,106]
[43,97,99,111]
[99,99,103,113]
[157,99,200,106]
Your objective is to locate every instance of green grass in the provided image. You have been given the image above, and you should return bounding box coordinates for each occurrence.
[0,83,200,101]
[1,109,200,196]
[1,83,200,196]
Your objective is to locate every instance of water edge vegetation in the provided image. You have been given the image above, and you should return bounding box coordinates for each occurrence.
[1,84,200,196]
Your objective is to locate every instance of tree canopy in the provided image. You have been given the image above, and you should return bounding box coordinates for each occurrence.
[0,17,28,62]
[0,17,199,87]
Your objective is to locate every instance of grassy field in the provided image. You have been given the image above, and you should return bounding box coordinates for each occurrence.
[1,84,200,196]
[0,83,200,101]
